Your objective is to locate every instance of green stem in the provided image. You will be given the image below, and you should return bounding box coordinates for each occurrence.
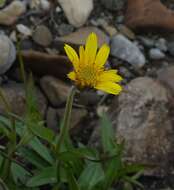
[55,86,76,185]
[17,39,26,85]
[56,86,76,153]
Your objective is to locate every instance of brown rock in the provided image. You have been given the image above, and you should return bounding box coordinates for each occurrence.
[0,81,47,117]
[40,75,70,107]
[20,50,72,79]
[125,0,174,32]
[56,27,110,47]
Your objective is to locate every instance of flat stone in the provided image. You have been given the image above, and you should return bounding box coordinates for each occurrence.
[110,34,146,68]
[0,1,26,26]
[125,0,174,32]
[56,26,109,47]
[40,76,70,107]
[0,35,16,75]
[20,50,72,80]
[32,25,52,47]
[58,0,93,27]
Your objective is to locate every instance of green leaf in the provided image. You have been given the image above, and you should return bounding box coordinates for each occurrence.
[0,116,54,165]
[64,166,80,190]
[78,162,105,190]
[100,113,115,153]
[11,163,31,184]
[102,155,122,189]
[58,150,84,178]
[19,147,51,170]
[29,137,54,164]
[27,167,57,187]
[28,123,55,144]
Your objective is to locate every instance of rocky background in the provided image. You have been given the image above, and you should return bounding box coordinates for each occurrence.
[1,0,174,189]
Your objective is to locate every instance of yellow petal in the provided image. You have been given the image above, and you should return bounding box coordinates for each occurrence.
[95,44,110,68]
[98,70,123,83]
[64,44,79,70]
[67,71,76,81]
[85,33,98,65]
[79,46,85,64]
[95,82,122,95]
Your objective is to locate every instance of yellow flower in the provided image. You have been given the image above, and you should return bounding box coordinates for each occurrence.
[64,33,123,95]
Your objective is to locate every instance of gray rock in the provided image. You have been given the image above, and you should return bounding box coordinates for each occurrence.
[0,35,16,75]
[101,0,126,10]
[115,77,174,177]
[56,26,109,47]
[32,25,52,47]
[149,48,165,60]
[0,81,47,117]
[40,76,70,107]
[111,34,146,68]
[155,38,167,52]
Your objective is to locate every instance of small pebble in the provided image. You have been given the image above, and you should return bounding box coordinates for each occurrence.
[149,48,165,60]
[111,34,146,68]
[155,38,167,52]
[32,25,52,47]
[16,24,32,36]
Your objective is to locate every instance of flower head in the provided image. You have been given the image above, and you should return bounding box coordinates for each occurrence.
[64,33,123,95]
